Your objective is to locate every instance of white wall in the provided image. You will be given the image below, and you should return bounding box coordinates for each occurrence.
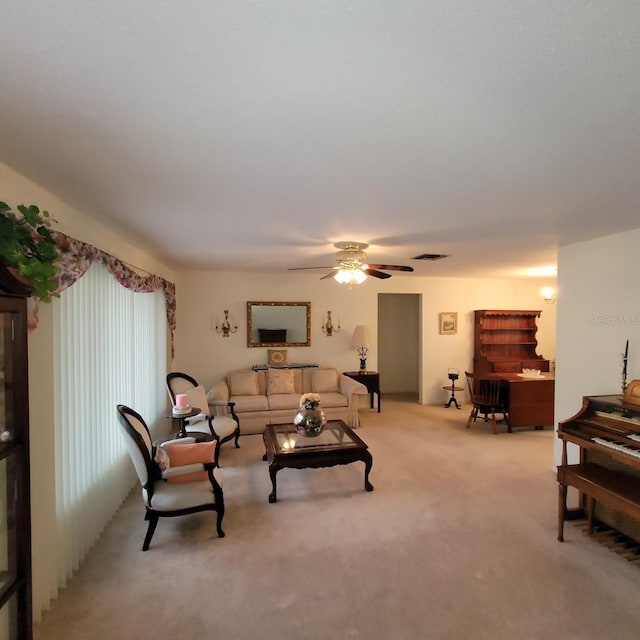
[173,270,557,405]
[555,228,640,467]
[0,163,174,281]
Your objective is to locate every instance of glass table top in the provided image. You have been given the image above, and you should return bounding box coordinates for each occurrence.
[270,420,364,453]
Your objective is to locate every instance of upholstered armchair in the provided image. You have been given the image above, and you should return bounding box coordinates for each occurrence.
[166,371,240,465]
[117,404,225,551]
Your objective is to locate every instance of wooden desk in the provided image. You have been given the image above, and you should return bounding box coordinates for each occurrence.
[344,371,381,412]
[483,374,555,430]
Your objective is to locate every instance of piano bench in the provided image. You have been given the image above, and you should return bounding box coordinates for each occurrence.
[557,463,640,542]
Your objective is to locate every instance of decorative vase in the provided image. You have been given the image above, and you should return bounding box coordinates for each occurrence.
[294,407,326,437]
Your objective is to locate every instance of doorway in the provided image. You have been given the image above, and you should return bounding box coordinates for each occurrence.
[378,293,421,402]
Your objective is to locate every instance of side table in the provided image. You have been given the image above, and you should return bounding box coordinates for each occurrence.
[442,385,463,409]
[165,407,202,438]
[344,371,381,412]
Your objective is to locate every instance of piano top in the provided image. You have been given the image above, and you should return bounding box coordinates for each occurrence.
[559,394,640,467]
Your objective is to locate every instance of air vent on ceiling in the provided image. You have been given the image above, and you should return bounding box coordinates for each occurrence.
[411,253,450,261]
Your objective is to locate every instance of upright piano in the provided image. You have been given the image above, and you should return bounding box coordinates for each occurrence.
[557,383,640,543]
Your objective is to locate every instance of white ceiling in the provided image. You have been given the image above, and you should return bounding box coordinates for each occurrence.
[2,2,640,279]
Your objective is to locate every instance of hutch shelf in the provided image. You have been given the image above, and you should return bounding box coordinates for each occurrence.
[473,309,549,376]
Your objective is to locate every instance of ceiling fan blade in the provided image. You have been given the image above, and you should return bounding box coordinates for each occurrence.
[364,268,392,279]
[320,272,336,280]
[367,264,414,272]
[288,266,334,271]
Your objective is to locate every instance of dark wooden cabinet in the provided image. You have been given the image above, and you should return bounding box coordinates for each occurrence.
[0,267,33,639]
[473,310,549,376]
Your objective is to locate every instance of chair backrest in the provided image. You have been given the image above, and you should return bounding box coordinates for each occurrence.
[477,378,503,407]
[166,372,213,422]
[465,371,478,401]
[117,404,155,488]
[166,371,198,403]
[465,372,502,407]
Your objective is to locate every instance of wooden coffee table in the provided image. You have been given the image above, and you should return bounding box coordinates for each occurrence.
[262,419,374,503]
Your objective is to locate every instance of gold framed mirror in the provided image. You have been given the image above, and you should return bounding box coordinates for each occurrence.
[247,301,311,348]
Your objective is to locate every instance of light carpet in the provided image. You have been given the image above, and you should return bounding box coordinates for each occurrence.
[35,395,640,639]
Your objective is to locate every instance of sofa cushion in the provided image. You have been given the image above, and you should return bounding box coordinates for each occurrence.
[228,370,259,396]
[231,395,269,413]
[311,369,340,393]
[317,392,349,408]
[268,394,300,411]
[267,369,295,394]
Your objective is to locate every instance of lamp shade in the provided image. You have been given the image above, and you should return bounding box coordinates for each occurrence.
[351,325,372,349]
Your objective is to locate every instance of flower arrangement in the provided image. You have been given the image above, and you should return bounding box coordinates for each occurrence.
[295,393,325,436]
[299,392,321,411]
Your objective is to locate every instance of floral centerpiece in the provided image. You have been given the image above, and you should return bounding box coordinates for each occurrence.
[294,392,326,437]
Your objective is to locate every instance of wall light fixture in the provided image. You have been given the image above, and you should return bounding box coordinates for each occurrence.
[322,311,341,336]
[215,310,238,337]
[540,286,557,304]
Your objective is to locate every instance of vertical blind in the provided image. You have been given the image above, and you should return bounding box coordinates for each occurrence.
[53,261,167,585]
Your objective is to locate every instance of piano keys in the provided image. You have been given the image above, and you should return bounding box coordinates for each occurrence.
[557,391,640,543]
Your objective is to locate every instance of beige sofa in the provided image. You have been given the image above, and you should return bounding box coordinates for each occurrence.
[208,367,368,435]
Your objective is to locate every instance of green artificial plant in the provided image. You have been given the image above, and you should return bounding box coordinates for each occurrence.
[0,201,60,300]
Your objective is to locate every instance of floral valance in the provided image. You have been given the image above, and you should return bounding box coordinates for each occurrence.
[28,232,176,356]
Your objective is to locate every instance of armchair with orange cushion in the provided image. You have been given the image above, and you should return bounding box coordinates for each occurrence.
[117,404,225,551]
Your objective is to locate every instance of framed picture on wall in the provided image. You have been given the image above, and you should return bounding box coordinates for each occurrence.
[439,312,457,335]
[268,349,288,366]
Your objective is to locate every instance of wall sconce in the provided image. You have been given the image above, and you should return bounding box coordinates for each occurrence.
[351,325,372,371]
[540,286,557,304]
[215,310,238,337]
[322,311,341,336]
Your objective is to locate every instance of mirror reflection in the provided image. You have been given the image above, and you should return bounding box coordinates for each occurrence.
[247,301,311,347]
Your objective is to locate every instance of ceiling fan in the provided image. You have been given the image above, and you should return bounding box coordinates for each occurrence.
[288,241,414,284]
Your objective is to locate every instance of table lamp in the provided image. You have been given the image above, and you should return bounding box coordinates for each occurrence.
[351,325,372,371]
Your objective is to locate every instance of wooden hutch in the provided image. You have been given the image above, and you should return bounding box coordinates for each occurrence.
[473,310,549,376]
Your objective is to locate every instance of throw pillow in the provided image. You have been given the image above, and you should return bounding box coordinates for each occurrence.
[155,445,170,471]
[228,370,259,396]
[163,441,215,483]
[311,369,339,393]
[267,368,295,394]
[183,384,209,415]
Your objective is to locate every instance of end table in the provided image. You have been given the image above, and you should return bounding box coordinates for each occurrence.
[442,385,463,409]
[344,371,381,412]
[165,407,202,438]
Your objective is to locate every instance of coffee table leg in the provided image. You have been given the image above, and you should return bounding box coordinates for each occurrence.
[268,464,279,503]
[363,452,374,492]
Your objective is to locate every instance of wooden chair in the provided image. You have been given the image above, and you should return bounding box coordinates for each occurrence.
[166,371,240,465]
[117,404,225,550]
[464,372,509,434]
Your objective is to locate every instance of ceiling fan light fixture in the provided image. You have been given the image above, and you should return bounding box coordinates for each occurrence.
[334,267,367,285]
